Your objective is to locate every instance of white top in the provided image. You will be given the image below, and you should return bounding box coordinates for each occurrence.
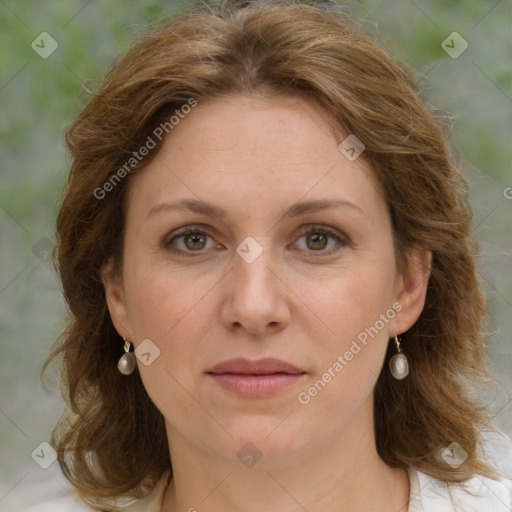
[24,466,512,512]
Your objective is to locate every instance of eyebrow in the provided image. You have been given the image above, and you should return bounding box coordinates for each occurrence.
[148,197,365,220]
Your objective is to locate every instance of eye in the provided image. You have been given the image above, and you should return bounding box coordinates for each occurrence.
[164,226,220,256]
[291,224,348,256]
[164,224,348,257]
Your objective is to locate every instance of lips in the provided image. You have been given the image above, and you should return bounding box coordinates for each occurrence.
[206,358,306,398]
[207,357,304,375]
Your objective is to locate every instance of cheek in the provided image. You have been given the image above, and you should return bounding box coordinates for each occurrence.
[123,268,211,419]
[123,250,199,338]
[293,276,394,430]
[123,259,222,386]
[311,257,396,347]
[302,253,397,405]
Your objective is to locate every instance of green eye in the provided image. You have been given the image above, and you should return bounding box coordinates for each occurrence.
[164,224,347,257]
[292,225,347,255]
[165,227,218,256]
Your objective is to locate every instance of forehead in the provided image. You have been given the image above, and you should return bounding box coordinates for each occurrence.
[125,93,385,223]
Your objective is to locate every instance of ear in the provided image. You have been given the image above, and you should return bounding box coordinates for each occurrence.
[101,257,134,341]
[389,245,432,337]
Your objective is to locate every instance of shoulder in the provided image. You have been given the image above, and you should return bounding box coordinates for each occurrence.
[23,471,171,512]
[408,429,512,512]
[409,467,512,512]
[22,494,95,512]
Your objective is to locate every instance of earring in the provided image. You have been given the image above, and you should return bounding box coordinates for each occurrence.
[389,335,409,380]
[118,337,136,375]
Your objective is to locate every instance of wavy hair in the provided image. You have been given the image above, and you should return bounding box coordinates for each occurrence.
[44,0,499,508]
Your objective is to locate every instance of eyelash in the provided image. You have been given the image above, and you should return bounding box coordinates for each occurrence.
[163,224,348,258]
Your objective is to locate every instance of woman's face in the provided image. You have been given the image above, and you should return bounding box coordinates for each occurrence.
[103,93,430,468]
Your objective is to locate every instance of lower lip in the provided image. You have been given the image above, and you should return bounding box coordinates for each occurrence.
[208,373,305,398]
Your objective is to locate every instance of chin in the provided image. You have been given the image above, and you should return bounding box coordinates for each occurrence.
[207,414,312,467]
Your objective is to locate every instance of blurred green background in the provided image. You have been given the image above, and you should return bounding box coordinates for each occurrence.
[0,0,511,509]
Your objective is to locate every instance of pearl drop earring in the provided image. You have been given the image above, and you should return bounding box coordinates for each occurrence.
[389,335,409,380]
[117,337,136,375]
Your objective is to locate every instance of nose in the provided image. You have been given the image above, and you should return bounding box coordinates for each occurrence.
[219,240,291,336]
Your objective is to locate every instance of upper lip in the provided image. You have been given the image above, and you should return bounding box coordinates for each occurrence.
[207,357,305,375]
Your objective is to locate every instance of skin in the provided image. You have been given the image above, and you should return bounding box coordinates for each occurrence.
[102,93,432,512]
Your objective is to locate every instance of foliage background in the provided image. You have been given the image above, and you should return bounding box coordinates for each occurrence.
[0,0,511,509]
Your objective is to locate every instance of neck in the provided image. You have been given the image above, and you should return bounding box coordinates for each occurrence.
[161,400,410,512]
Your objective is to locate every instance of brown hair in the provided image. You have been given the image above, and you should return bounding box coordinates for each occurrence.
[44,0,500,508]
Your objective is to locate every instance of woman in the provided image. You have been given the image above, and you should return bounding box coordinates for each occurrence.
[39,0,512,510]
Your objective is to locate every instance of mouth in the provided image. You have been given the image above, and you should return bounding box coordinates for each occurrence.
[206,357,307,398]
[207,357,304,375]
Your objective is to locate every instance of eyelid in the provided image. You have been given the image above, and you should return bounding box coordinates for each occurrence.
[293,224,347,243]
